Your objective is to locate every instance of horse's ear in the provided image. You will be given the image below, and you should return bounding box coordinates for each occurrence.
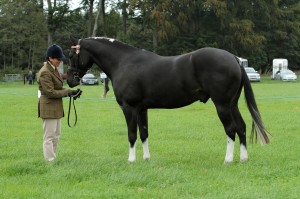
[70,35,79,45]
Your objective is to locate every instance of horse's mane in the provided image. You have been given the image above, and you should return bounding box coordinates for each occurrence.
[86,37,140,51]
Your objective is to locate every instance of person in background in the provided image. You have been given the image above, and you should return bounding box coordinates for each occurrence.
[37,44,82,162]
[100,72,109,98]
[27,71,33,84]
[32,71,36,84]
[23,73,27,85]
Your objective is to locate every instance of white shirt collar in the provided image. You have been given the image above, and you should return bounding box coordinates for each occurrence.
[47,61,56,70]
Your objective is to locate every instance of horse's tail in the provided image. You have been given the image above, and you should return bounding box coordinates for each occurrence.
[240,65,270,145]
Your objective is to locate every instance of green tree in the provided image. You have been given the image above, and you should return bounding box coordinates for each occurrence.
[1,0,299,73]
[0,0,47,71]
[128,0,194,52]
[46,0,70,44]
[265,0,300,68]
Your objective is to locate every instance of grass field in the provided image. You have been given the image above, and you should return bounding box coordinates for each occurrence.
[0,77,299,198]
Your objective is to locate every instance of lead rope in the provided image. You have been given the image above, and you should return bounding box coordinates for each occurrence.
[68,96,77,128]
[68,40,82,128]
[68,83,83,128]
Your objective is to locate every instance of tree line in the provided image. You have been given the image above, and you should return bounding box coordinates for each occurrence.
[0,0,299,73]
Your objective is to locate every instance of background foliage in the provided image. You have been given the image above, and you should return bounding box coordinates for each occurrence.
[0,0,299,74]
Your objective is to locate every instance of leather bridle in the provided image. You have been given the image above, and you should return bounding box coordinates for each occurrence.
[70,39,85,81]
[67,39,82,128]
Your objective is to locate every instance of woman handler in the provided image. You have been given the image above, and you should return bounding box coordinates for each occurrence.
[37,44,81,162]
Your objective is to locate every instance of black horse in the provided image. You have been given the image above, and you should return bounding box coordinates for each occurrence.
[67,36,270,163]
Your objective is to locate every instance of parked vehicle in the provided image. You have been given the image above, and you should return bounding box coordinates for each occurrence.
[245,67,261,82]
[236,56,248,68]
[274,69,297,81]
[272,58,288,79]
[81,73,99,85]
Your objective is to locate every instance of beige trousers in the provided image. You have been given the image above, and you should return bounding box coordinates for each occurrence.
[42,119,61,161]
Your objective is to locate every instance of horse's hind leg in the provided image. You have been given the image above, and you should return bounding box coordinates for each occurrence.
[214,103,237,163]
[138,109,150,160]
[232,106,248,162]
[122,106,138,163]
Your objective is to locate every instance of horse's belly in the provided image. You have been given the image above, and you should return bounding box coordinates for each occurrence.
[144,94,200,109]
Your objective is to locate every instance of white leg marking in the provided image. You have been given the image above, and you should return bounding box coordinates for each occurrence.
[224,136,235,163]
[240,144,248,162]
[142,139,150,160]
[128,142,136,163]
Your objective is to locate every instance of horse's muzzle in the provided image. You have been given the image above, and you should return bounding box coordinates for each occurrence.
[67,78,80,88]
[66,70,81,88]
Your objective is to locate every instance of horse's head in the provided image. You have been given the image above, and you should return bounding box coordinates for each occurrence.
[67,36,94,88]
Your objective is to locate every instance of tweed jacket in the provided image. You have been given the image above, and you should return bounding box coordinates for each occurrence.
[37,62,69,119]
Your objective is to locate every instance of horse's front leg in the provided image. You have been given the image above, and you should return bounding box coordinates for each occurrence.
[138,109,150,160]
[122,106,138,163]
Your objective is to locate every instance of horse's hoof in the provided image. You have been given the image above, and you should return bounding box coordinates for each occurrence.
[224,156,233,164]
[224,160,233,164]
[240,158,248,162]
[128,159,136,163]
[143,156,150,161]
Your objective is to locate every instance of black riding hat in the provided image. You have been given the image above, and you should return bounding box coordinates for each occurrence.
[46,44,65,59]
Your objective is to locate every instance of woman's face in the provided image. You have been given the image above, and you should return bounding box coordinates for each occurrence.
[48,57,62,67]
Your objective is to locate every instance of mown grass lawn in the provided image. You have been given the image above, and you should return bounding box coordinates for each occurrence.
[0,77,299,198]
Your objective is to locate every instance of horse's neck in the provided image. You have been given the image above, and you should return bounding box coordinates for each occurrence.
[87,39,137,77]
